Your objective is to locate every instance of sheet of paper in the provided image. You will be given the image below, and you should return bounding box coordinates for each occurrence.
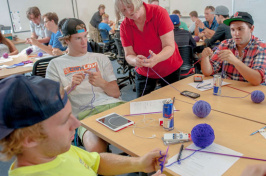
[130,99,171,114]
[22,63,34,67]
[0,65,8,69]
[167,143,243,176]
[189,78,230,91]
[0,58,13,63]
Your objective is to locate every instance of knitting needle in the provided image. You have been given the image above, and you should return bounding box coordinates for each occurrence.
[250,126,266,136]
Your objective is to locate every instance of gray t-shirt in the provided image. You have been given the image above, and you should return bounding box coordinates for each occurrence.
[0,43,9,57]
[46,52,122,116]
[30,17,52,39]
[90,11,102,29]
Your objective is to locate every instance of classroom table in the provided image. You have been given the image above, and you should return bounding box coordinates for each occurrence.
[155,75,266,124]
[81,75,266,176]
[0,54,36,79]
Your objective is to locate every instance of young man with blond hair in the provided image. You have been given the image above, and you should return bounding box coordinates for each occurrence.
[46,18,124,153]
[98,14,115,43]
[0,75,166,176]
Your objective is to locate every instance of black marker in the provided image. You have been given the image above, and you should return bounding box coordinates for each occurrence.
[177,144,184,162]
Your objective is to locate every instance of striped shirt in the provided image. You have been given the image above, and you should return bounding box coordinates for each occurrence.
[210,35,266,83]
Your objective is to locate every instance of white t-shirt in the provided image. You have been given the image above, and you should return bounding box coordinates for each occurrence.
[46,52,122,116]
[30,17,52,39]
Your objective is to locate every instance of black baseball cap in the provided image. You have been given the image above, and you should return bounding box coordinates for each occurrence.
[0,75,68,140]
[224,11,254,26]
[60,18,87,37]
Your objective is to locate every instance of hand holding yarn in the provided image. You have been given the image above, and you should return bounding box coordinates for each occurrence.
[85,66,105,88]
[201,47,213,59]
[67,73,85,93]
[193,100,211,118]
[141,50,159,68]
[191,123,215,148]
[251,90,265,103]
[218,50,238,65]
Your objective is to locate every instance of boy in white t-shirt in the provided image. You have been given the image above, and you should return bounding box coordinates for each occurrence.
[46,18,124,153]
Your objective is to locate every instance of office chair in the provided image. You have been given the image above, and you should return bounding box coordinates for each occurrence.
[99,29,117,55]
[114,38,136,92]
[178,45,201,79]
[32,56,60,77]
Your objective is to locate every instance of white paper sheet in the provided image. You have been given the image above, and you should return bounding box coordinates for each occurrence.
[167,143,243,176]
[130,99,171,114]
[189,78,230,91]
[0,65,8,69]
[0,58,13,63]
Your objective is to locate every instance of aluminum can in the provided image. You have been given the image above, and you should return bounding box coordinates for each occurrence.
[213,74,222,95]
[163,99,174,131]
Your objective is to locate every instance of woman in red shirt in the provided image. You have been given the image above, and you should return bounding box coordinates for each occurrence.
[115,0,183,97]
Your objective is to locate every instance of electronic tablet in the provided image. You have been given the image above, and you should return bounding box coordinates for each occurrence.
[96,113,134,132]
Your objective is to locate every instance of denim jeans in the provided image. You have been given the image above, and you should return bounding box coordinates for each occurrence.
[135,68,180,97]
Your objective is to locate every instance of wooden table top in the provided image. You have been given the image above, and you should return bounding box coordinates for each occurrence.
[81,75,266,175]
[0,54,36,79]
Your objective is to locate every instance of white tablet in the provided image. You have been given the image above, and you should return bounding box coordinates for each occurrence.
[96,113,134,132]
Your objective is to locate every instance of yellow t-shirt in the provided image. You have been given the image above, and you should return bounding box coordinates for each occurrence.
[9,145,100,176]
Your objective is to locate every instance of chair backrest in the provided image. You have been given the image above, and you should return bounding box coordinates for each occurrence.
[114,38,125,58]
[99,29,110,43]
[88,39,101,53]
[178,45,194,71]
[32,56,59,77]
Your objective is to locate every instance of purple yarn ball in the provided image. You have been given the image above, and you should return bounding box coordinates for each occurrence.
[26,48,33,55]
[251,90,265,103]
[193,100,211,118]
[3,53,8,59]
[191,123,215,148]
[38,52,43,57]
[194,36,200,42]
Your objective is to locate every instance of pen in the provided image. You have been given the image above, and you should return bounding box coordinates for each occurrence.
[177,144,184,162]
[197,83,211,89]
[250,126,266,136]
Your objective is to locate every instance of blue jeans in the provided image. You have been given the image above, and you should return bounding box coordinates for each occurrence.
[135,68,180,97]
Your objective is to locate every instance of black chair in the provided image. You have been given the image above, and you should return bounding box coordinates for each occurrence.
[99,29,117,54]
[178,45,201,79]
[88,39,102,53]
[114,38,136,92]
[32,56,60,77]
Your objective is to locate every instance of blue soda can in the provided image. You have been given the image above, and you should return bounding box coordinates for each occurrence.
[213,74,222,95]
[163,99,174,131]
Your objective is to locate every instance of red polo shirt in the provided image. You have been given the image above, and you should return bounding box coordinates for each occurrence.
[120,2,183,78]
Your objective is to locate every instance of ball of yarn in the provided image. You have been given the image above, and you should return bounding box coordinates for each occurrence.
[193,100,211,118]
[251,90,265,103]
[191,123,215,148]
[3,53,8,59]
[38,52,43,57]
[194,36,200,42]
[26,48,33,55]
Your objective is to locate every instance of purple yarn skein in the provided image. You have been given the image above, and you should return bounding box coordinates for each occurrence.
[251,90,265,103]
[26,48,33,55]
[193,100,211,118]
[191,123,215,148]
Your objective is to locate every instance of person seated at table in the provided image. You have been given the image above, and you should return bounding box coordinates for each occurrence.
[194,6,219,39]
[46,18,124,153]
[204,5,232,48]
[188,11,200,34]
[149,0,159,5]
[170,14,196,48]
[201,11,266,86]
[26,6,52,45]
[0,30,18,57]
[28,12,66,56]
[172,10,188,31]
[98,14,115,43]
[0,75,167,176]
